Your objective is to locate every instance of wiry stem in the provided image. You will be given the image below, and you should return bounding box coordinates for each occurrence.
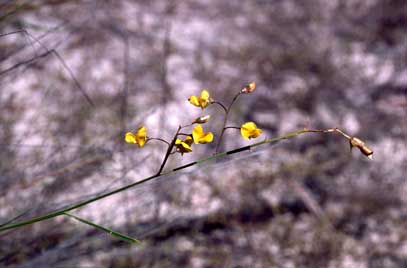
[215,92,242,153]
[177,133,191,137]
[147,137,171,146]
[212,101,227,113]
[64,212,140,244]
[224,126,240,130]
[156,125,182,175]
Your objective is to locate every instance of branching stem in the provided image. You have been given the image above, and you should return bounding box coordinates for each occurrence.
[215,92,242,153]
[156,125,182,175]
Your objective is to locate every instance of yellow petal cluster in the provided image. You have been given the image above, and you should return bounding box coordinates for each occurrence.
[175,136,194,155]
[240,122,262,139]
[192,124,214,144]
[188,90,211,109]
[125,126,147,148]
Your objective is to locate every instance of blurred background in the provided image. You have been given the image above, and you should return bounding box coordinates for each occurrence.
[0,0,406,267]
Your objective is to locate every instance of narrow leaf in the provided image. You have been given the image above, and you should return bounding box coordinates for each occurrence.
[63,212,141,244]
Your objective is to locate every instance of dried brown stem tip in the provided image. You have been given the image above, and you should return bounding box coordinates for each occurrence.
[349,137,373,159]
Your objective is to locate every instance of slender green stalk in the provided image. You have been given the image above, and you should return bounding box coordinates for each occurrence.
[0,208,32,227]
[0,127,352,233]
[147,137,171,146]
[224,126,240,130]
[215,92,241,153]
[63,212,140,244]
[156,125,182,175]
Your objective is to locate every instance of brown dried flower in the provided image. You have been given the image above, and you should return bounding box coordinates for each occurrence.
[240,82,256,94]
[349,137,373,159]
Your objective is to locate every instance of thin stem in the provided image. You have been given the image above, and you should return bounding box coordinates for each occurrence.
[177,133,191,137]
[215,92,242,153]
[333,128,352,139]
[64,212,140,244]
[156,125,181,175]
[224,126,240,130]
[229,92,242,108]
[147,137,171,146]
[303,127,351,139]
[212,101,227,113]
[181,123,193,129]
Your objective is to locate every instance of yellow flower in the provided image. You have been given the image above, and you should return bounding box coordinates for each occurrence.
[125,126,147,148]
[240,122,262,139]
[175,136,193,155]
[188,89,211,109]
[192,124,214,144]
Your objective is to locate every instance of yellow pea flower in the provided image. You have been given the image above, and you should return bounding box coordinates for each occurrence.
[188,89,211,109]
[240,122,262,139]
[175,136,193,155]
[125,126,147,148]
[192,124,214,144]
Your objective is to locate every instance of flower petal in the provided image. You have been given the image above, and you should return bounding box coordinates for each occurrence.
[240,127,250,139]
[200,132,213,143]
[251,128,262,139]
[181,142,192,152]
[136,126,147,139]
[192,125,204,144]
[240,122,262,139]
[192,124,214,144]
[188,95,200,107]
[137,137,146,148]
[134,126,147,147]
[201,90,210,101]
[125,132,137,143]
[184,136,194,146]
[176,138,193,154]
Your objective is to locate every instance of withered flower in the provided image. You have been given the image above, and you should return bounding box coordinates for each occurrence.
[240,82,256,94]
[349,137,373,159]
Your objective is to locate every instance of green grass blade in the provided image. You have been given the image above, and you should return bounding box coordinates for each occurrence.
[0,208,32,228]
[63,212,141,244]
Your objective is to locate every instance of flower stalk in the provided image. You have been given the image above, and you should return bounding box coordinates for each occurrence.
[156,125,182,175]
[214,91,242,153]
[0,82,373,242]
[0,126,372,234]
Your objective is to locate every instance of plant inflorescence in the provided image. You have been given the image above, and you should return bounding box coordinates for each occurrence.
[0,82,373,244]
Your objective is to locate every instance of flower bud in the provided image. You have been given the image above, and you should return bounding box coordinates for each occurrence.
[240,82,256,94]
[192,115,211,124]
[349,137,373,159]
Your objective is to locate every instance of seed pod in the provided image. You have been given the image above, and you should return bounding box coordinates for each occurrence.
[349,137,373,159]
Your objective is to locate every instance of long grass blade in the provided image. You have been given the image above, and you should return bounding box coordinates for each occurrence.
[63,212,140,244]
